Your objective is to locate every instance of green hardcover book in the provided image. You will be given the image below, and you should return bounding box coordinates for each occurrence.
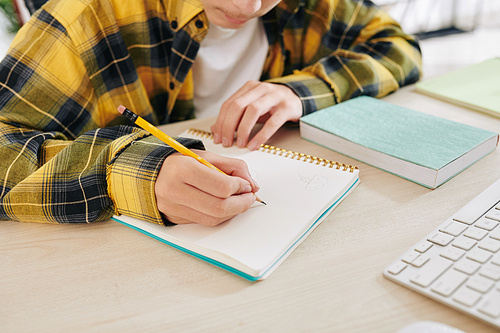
[300,96,499,188]
[415,58,500,118]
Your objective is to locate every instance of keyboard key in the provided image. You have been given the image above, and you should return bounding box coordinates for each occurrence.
[415,241,433,253]
[440,247,465,261]
[453,286,482,307]
[467,275,494,293]
[452,236,477,251]
[427,232,454,246]
[387,261,407,275]
[478,290,500,318]
[479,264,500,281]
[475,216,499,231]
[478,238,500,253]
[431,269,468,296]
[467,248,493,263]
[463,227,488,241]
[454,259,480,275]
[489,227,500,241]
[411,255,430,267]
[491,253,500,266]
[439,221,468,236]
[402,251,420,264]
[411,257,452,288]
[453,207,482,225]
[486,208,500,222]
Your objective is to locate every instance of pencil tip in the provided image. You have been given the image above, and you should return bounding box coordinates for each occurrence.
[254,195,267,205]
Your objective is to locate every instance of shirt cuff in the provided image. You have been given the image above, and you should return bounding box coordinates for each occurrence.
[107,134,204,225]
[266,70,338,116]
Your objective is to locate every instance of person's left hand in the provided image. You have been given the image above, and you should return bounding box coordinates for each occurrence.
[210,81,302,150]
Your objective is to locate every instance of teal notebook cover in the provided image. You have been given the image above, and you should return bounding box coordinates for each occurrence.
[300,96,498,186]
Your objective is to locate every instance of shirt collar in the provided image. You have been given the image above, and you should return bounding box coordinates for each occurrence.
[163,0,204,29]
[162,0,302,31]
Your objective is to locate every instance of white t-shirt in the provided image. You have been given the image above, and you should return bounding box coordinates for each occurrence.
[192,18,269,119]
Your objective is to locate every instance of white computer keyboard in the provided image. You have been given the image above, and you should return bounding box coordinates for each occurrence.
[383,178,500,329]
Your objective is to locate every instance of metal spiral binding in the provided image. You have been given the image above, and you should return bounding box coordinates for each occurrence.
[186,129,358,173]
[259,144,358,173]
[187,128,213,139]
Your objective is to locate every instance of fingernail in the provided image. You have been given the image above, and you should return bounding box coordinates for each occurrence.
[213,132,220,143]
[243,185,252,193]
[248,141,258,151]
[236,137,243,148]
[252,178,260,190]
[222,137,229,147]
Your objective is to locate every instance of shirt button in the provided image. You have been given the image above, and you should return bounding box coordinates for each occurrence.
[171,20,178,29]
[169,82,175,90]
[195,20,203,28]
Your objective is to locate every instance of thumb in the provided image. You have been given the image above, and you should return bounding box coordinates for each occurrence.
[234,178,253,195]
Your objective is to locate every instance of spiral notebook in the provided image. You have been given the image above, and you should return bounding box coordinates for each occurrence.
[113,129,360,281]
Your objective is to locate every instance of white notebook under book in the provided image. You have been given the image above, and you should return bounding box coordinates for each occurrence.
[113,128,360,281]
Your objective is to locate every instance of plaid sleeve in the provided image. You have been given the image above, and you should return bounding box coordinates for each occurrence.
[0,1,203,224]
[0,119,204,224]
[268,0,423,115]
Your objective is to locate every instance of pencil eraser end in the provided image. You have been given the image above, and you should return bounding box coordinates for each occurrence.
[117,105,126,114]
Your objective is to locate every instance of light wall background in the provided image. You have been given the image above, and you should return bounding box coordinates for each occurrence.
[373,0,500,33]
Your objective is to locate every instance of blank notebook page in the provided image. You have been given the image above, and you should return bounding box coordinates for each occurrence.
[161,129,359,271]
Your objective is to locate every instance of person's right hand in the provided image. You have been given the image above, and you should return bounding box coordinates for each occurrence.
[155,150,260,226]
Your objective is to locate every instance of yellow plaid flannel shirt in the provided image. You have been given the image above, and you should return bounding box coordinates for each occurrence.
[0,0,422,224]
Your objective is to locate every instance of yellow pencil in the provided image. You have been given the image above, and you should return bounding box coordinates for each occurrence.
[117,105,266,205]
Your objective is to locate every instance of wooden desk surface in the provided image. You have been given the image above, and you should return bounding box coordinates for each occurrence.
[1,86,499,332]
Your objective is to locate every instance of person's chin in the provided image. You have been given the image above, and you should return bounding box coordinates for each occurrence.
[219,13,248,28]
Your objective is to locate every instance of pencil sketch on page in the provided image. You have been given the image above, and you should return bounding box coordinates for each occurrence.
[299,174,328,191]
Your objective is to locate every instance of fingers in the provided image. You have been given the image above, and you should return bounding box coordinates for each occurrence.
[211,81,302,150]
[218,82,264,147]
[155,151,259,226]
[201,150,260,193]
[162,187,256,226]
[246,110,289,150]
[212,81,259,146]
[235,93,278,149]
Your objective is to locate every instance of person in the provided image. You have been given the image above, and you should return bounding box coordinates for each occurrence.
[0,0,422,227]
